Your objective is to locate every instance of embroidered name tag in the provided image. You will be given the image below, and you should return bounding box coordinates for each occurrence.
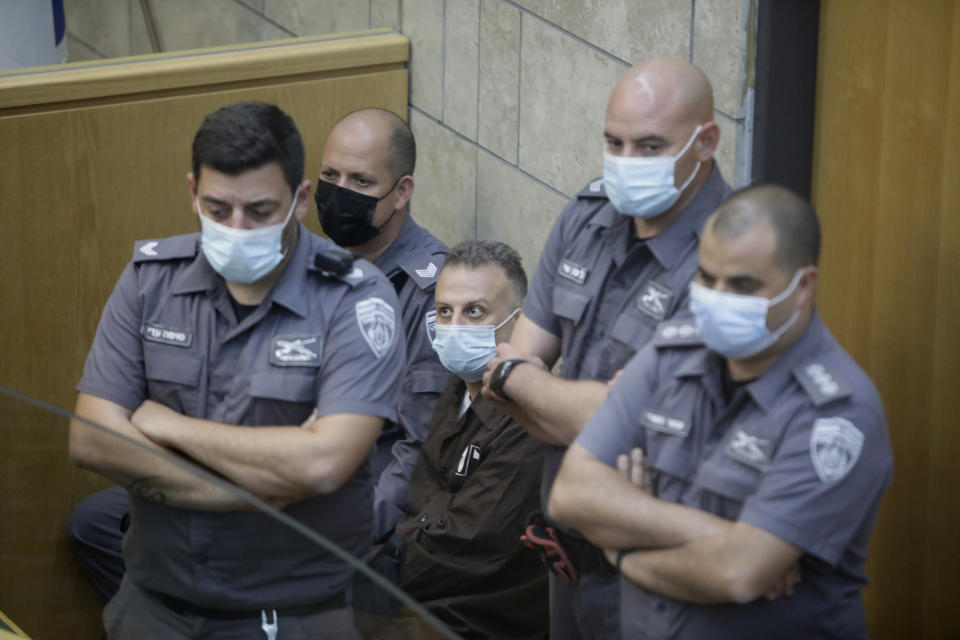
[641,409,690,437]
[558,260,588,285]
[269,334,322,367]
[141,323,193,348]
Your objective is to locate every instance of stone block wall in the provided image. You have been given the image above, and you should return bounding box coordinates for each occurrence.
[63,0,757,272]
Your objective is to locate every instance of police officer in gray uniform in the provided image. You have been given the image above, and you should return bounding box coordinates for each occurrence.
[483,57,730,639]
[69,102,406,639]
[66,109,449,600]
[550,184,893,639]
[314,108,451,541]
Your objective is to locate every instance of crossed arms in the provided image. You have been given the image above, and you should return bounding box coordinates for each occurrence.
[69,393,382,510]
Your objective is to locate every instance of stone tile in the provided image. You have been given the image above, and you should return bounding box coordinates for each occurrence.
[403,0,444,119]
[476,150,570,278]
[443,0,480,138]
[65,34,104,62]
[236,0,266,12]
[64,0,129,58]
[150,0,265,51]
[371,0,401,30]
[513,0,690,64]
[261,21,295,42]
[713,111,738,187]
[265,0,369,37]
[694,0,749,118]
[129,0,156,56]
[409,109,477,247]
[478,0,520,164]
[518,15,627,196]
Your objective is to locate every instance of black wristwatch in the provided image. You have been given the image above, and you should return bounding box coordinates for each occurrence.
[489,359,527,399]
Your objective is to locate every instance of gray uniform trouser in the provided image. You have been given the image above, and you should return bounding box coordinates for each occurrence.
[104,577,362,640]
[549,569,621,640]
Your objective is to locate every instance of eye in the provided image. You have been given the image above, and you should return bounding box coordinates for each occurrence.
[353,176,372,188]
[320,169,337,181]
[604,138,622,151]
[696,269,716,287]
[466,305,485,319]
[436,305,452,318]
[640,142,662,154]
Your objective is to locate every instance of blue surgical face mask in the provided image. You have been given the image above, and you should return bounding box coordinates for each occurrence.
[197,193,297,284]
[603,125,702,218]
[688,269,804,359]
[431,308,521,382]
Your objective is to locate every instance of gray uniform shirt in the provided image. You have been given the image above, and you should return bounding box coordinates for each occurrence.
[523,166,731,512]
[77,225,406,610]
[577,311,893,639]
[370,215,452,541]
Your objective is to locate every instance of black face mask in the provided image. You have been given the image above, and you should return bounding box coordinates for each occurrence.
[314,179,399,248]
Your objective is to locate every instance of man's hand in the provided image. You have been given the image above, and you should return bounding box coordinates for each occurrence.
[617,447,653,496]
[764,562,802,600]
[130,399,178,445]
[481,342,546,402]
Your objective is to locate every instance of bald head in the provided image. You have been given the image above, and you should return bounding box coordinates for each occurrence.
[610,57,714,126]
[330,108,416,180]
[709,184,821,274]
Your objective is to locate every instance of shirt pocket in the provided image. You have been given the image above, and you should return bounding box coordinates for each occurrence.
[247,369,317,425]
[693,458,762,520]
[143,345,202,415]
[399,366,453,440]
[551,286,590,325]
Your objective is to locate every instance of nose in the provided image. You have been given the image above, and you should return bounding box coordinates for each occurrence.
[224,206,253,229]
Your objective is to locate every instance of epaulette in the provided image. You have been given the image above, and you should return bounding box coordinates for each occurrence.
[792,361,853,407]
[653,318,702,348]
[132,234,198,263]
[576,177,608,200]
[398,248,446,291]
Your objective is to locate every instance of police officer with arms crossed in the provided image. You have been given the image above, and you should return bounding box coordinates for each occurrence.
[68,102,406,639]
[314,108,450,542]
[549,184,893,639]
[66,108,448,600]
[483,57,730,639]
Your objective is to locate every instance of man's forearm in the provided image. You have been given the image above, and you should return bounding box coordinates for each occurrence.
[619,542,739,604]
[550,445,731,549]
[501,365,610,445]
[134,402,381,497]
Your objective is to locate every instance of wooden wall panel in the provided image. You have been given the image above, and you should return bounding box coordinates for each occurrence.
[813,2,959,637]
[0,33,408,639]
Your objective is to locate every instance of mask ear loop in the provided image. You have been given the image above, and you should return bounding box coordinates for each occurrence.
[764,269,807,339]
[674,124,704,192]
[494,307,521,331]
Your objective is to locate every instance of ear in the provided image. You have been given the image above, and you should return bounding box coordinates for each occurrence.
[796,265,819,308]
[695,121,721,162]
[393,175,415,212]
[187,172,199,213]
[294,179,312,222]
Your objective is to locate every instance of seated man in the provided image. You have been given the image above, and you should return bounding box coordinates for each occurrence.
[362,240,549,640]
[68,102,405,639]
[549,184,893,639]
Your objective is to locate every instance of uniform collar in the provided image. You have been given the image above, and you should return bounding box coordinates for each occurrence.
[742,310,828,413]
[450,378,514,431]
[171,235,219,295]
[263,224,313,318]
[373,213,418,275]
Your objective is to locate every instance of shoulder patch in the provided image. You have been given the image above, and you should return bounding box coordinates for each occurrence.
[793,362,852,407]
[576,177,608,200]
[132,235,198,263]
[637,281,674,321]
[355,296,397,359]
[810,416,864,483]
[653,318,701,348]
[399,249,446,291]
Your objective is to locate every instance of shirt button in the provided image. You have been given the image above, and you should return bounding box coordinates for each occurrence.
[417,513,428,523]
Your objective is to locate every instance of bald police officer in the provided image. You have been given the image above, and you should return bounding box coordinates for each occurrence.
[69,102,406,638]
[550,184,892,639]
[314,108,450,541]
[483,57,730,639]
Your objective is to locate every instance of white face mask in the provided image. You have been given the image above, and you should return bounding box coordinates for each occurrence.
[431,308,520,382]
[688,269,804,359]
[197,193,297,284]
[603,125,702,218]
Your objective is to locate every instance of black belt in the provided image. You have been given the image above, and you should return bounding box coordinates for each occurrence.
[150,590,347,621]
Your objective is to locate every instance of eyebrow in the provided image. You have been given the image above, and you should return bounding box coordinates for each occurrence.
[201,195,280,209]
[603,132,668,146]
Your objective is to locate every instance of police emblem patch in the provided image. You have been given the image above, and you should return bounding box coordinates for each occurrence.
[637,281,673,320]
[269,334,322,367]
[810,417,864,483]
[355,297,396,359]
[726,428,772,468]
[425,309,437,342]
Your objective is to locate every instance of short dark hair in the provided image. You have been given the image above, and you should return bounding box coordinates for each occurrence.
[711,183,821,273]
[192,102,304,194]
[443,240,528,305]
